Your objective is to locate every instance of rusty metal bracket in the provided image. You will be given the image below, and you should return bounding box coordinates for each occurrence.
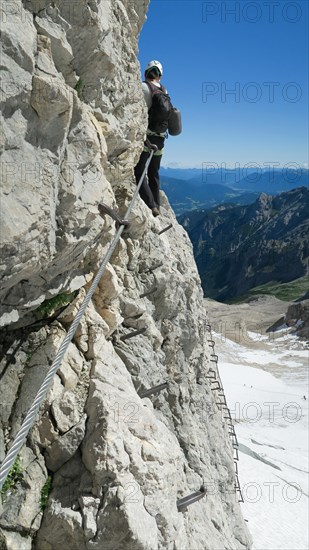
[139,382,168,399]
[177,488,207,512]
[98,203,130,227]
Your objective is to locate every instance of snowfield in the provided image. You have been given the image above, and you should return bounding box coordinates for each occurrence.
[213,329,308,550]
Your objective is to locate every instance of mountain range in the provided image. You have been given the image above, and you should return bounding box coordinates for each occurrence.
[161,168,308,215]
[161,176,259,215]
[179,187,309,302]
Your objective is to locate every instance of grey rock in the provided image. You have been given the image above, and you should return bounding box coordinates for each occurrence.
[0,530,32,550]
[0,447,46,533]
[34,500,85,550]
[35,414,58,449]
[79,496,101,542]
[57,360,79,391]
[51,391,80,433]
[35,12,78,87]
[45,415,87,472]
[10,325,66,438]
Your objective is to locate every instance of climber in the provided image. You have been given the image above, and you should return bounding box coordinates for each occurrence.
[134,60,178,217]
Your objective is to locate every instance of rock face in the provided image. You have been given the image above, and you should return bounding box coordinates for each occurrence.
[267,299,309,340]
[0,2,251,549]
[0,0,148,327]
[180,188,309,301]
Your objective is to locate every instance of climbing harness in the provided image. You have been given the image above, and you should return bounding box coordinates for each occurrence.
[0,143,158,490]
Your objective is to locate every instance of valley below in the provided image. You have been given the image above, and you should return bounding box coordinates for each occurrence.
[205,296,309,550]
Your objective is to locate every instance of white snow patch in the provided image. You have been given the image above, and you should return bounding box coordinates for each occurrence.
[214,331,308,550]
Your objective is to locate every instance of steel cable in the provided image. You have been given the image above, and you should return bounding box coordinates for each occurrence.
[0,146,156,489]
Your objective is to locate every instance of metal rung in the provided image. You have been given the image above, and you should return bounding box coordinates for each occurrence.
[217,391,226,398]
[207,340,215,346]
[207,368,216,377]
[98,203,130,226]
[229,430,238,440]
[205,324,212,330]
[218,395,226,405]
[234,461,238,475]
[139,382,168,399]
[235,478,244,503]
[177,488,207,511]
[210,354,219,362]
[230,433,238,446]
[216,401,226,407]
[139,287,158,298]
[120,327,147,341]
[210,382,221,391]
[143,262,163,273]
[216,395,227,405]
[158,224,173,235]
[234,448,239,461]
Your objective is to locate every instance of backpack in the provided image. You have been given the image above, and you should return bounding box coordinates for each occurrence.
[145,81,173,134]
[168,107,182,136]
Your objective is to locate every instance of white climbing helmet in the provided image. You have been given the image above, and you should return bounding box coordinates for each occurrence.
[145,60,163,77]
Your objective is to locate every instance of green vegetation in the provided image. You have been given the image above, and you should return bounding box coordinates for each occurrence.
[229,275,309,304]
[40,476,52,510]
[1,457,23,497]
[36,292,75,317]
[25,350,34,367]
[74,78,84,100]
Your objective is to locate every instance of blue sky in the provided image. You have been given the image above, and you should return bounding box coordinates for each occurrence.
[138,0,309,169]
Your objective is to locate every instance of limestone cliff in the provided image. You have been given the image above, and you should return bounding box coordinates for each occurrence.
[0,2,251,549]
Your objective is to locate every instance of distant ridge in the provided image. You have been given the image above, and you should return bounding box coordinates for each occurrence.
[179,187,309,302]
[161,168,308,215]
[161,175,259,215]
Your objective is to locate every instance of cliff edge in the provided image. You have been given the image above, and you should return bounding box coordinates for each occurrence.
[0,2,251,549]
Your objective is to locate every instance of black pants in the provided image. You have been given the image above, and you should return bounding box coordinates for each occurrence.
[134,135,165,210]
